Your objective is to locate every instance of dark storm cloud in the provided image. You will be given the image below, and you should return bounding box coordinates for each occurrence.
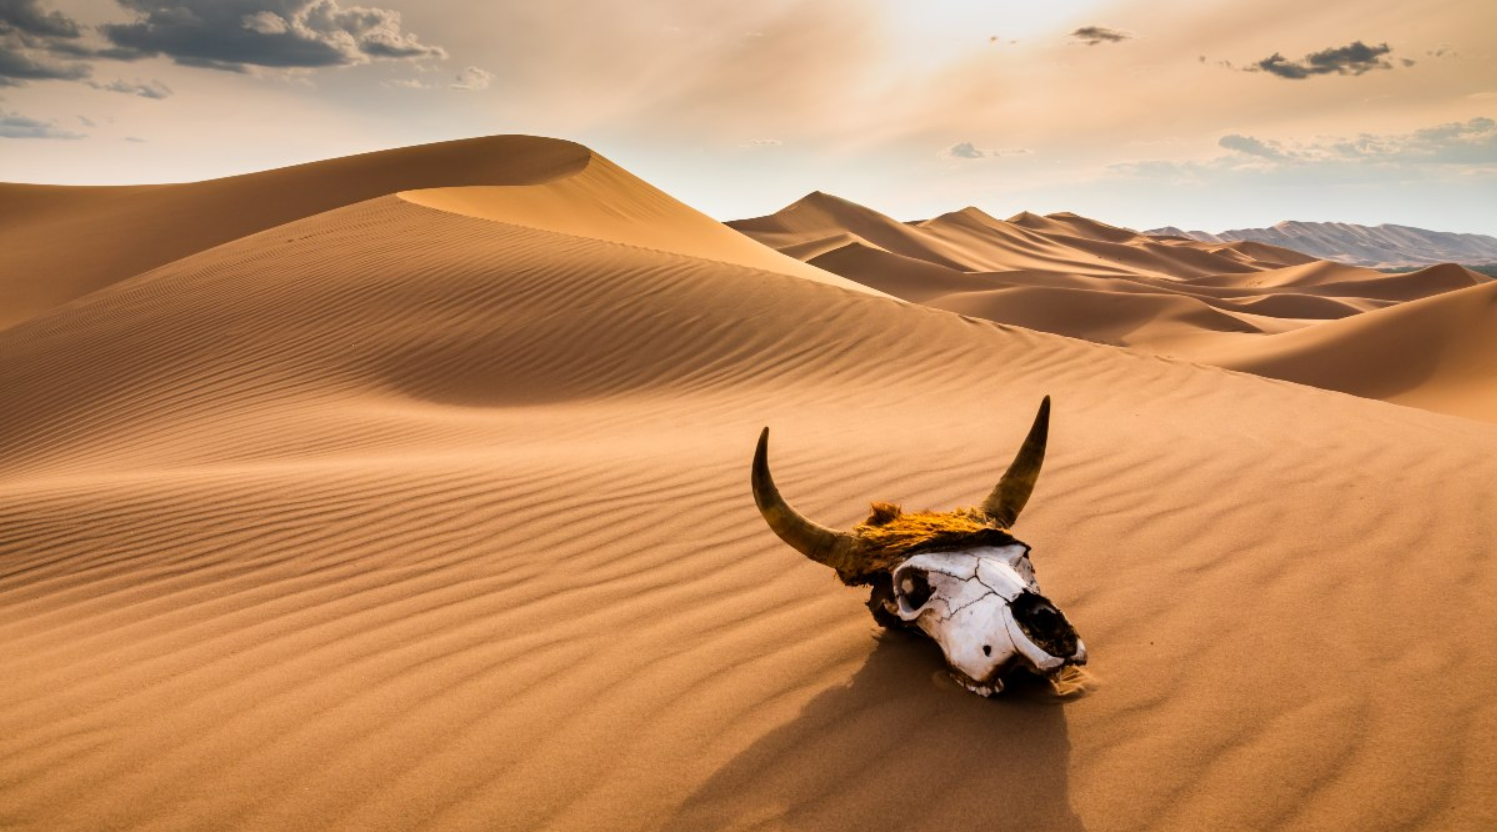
[0,0,91,85]
[1251,41,1394,80]
[0,37,90,85]
[1070,26,1132,46]
[100,0,447,73]
[0,0,81,38]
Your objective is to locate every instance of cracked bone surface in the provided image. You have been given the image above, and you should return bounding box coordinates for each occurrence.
[890,547,1079,690]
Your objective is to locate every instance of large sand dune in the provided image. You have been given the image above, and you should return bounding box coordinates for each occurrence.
[0,137,860,332]
[3,137,1496,831]
[735,195,1495,421]
[1205,280,1497,423]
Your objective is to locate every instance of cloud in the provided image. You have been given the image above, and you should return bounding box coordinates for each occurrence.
[87,77,172,99]
[1427,45,1458,59]
[1250,41,1394,80]
[1251,118,1496,165]
[0,37,89,85]
[0,0,91,86]
[0,108,83,138]
[387,66,494,91]
[1070,26,1132,46]
[241,11,290,36]
[744,138,782,147]
[1218,134,1289,161]
[1116,118,1497,183]
[100,0,448,73]
[944,141,1032,160]
[0,0,81,39]
[384,76,429,89]
[450,65,491,90]
[947,140,984,159]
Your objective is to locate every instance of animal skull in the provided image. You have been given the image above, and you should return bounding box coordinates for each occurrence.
[889,548,1085,696]
[750,397,1087,697]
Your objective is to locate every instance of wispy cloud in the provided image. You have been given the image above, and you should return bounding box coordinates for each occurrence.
[388,66,494,91]
[1221,118,1496,165]
[450,65,492,91]
[943,141,1032,160]
[1111,118,1497,182]
[87,77,172,99]
[1,108,84,139]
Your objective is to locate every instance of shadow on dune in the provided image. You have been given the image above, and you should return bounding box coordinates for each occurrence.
[665,631,1085,831]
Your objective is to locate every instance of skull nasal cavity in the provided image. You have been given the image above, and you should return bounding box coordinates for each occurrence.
[1033,606,1058,633]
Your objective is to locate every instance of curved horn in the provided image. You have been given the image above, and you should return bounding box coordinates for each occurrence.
[980,396,1051,528]
[752,428,865,576]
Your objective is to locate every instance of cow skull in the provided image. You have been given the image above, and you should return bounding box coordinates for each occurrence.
[751,398,1086,697]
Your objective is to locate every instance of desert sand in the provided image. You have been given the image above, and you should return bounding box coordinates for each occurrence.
[3,136,1496,831]
[733,194,1496,423]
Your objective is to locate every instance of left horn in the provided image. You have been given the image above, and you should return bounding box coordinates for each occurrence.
[980,396,1051,529]
[752,428,866,578]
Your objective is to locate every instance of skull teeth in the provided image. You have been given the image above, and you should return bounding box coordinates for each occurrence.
[956,675,1003,697]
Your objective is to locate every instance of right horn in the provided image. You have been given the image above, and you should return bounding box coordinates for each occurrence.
[752,428,865,578]
[980,396,1051,529]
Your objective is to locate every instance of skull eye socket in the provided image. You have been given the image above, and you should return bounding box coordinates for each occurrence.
[895,568,933,613]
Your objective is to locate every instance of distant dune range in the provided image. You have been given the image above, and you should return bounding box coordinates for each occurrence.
[3,137,1497,831]
[1146,220,1497,269]
[732,192,1495,423]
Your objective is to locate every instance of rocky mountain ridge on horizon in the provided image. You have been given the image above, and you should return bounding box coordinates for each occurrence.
[1145,220,1497,269]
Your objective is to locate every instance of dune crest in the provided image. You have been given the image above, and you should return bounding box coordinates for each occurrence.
[0,135,591,329]
[398,157,872,293]
[0,136,873,333]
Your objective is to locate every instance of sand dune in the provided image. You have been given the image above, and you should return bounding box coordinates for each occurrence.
[0,136,861,332]
[398,157,858,292]
[738,194,1495,421]
[930,285,1266,350]
[1205,280,1497,423]
[0,136,574,329]
[3,138,1497,831]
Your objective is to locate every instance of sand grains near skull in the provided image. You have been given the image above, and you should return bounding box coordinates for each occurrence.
[1,138,1496,831]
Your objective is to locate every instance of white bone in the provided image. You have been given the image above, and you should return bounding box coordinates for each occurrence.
[890,545,1071,689]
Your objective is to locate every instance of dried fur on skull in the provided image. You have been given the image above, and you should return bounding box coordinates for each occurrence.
[837,501,1021,586]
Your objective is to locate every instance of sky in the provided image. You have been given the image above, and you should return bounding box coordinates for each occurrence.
[2,0,1495,234]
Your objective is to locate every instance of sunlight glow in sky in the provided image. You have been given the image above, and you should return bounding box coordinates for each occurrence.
[2,0,1494,234]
